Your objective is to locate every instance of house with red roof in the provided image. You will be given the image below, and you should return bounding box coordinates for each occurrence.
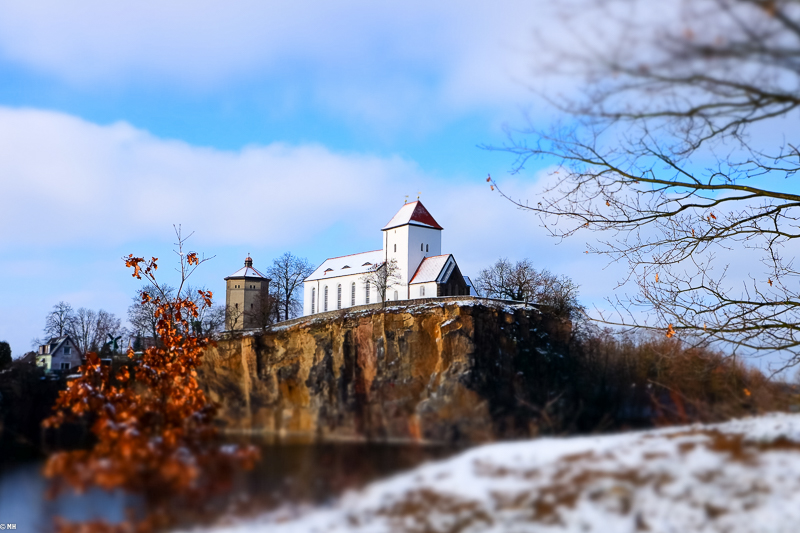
[302,201,475,315]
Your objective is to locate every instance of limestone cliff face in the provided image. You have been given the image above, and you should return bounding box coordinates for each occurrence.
[199,299,572,444]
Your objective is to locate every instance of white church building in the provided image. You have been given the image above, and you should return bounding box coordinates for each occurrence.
[302,201,474,316]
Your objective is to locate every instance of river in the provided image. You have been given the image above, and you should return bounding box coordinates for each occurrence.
[0,439,460,531]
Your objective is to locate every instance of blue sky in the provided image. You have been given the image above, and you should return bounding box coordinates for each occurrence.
[2,1,793,375]
[2,1,603,355]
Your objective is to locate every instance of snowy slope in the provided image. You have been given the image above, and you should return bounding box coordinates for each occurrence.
[190,413,800,533]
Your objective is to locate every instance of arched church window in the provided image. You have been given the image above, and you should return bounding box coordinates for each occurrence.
[394,244,396,252]
[420,286,425,297]
[421,243,423,251]
[311,288,316,314]
[351,283,356,306]
[394,290,398,300]
[324,286,328,312]
[337,284,342,309]
[365,283,370,304]
[426,244,429,252]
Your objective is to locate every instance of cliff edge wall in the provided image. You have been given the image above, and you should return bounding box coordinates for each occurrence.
[199,299,572,444]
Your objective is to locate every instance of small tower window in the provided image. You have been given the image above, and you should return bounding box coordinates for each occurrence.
[351,283,356,306]
[337,284,342,309]
[426,244,429,252]
[311,288,316,314]
[420,286,425,297]
[394,244,396,252]
[365,283,370,304]
[324,286,329,312]
[421,243,423,251]
[394,290,398,300]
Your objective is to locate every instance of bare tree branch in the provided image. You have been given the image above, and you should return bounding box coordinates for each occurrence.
[488,0,800,367]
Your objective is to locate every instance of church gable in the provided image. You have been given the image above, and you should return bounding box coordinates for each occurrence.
[409,254,451,284]
[409,254,469,297]
[437,258,469,297]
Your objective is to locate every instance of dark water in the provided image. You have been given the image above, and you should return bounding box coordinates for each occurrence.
[0,439,460,531]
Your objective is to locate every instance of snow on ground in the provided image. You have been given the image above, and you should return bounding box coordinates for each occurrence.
[188,413,800,533]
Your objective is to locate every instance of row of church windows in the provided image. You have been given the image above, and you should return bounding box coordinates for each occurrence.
[310,282,431,313]
[311,281,375,313]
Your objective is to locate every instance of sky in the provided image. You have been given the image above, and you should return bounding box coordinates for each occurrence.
[0,0,600,354]
[0,1,795,375]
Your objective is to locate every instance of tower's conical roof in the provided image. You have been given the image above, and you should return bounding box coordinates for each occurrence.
[225,256,268,280]
[382,201,443,231]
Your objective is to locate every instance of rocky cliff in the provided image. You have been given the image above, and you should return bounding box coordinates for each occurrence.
[199,298,573,444]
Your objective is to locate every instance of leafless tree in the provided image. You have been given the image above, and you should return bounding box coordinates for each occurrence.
[70,308,124,355]
[225,304,245,331]
[267,252,315,321]
[360,258,401,307]
[246,289,280,331]
[70,308,96,355]
[488,0,800,368]
[43,301,75,339]
[475,258,583,319]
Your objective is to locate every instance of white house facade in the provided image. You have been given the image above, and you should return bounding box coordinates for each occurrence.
[37,335,82,373]
[302,201,474,316]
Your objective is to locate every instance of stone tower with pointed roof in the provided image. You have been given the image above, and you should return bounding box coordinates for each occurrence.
[224,256,271,330]
[302,201,472,316]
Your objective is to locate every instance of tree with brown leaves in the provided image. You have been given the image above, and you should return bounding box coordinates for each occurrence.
[43,228,258,532]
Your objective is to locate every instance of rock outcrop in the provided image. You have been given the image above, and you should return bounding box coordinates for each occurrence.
[199,298,572,444]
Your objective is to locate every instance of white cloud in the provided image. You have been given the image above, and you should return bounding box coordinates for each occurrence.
[0,1,545,113]
[0,104,615,292]
[0,106,430,248]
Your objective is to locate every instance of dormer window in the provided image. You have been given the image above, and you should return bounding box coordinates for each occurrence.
[342,265,350,269]
[324,268,333,275]
[362,262,372,266]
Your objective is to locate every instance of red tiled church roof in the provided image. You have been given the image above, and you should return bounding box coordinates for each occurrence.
[382,201,443,231]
